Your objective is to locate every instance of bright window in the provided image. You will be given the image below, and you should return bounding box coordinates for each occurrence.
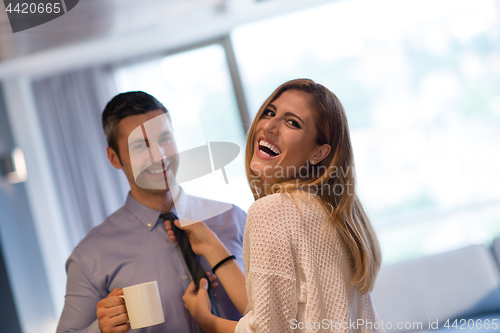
[232,0,500,264]
[114,44,255,212]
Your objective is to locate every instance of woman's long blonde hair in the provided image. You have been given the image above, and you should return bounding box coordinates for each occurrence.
[245,79,382,293]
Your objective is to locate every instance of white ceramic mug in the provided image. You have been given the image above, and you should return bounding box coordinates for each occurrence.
[119,281,165,329]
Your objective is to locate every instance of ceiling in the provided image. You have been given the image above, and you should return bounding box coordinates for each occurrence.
[0,0,229,62]
[0,0,338,78]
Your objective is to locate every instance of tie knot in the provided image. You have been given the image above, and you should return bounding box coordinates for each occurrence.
[160,212,178,222]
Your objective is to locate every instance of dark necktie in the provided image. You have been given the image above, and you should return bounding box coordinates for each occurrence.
[160,212,219,316]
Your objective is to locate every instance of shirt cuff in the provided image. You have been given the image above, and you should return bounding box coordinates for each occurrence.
[234,317,246,333]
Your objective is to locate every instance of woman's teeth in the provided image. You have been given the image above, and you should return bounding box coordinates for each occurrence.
[259,140,282,156]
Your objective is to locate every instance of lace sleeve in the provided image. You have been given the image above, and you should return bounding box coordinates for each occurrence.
[235,193,300,333]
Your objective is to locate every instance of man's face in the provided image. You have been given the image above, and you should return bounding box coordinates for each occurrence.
[113,110,179,194]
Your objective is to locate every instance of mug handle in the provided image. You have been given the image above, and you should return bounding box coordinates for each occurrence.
[118,295,131,324]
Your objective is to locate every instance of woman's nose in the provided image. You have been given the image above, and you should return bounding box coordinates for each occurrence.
[263,118,279,135]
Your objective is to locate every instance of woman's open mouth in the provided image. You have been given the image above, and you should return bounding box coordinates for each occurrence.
[258,139,282,157]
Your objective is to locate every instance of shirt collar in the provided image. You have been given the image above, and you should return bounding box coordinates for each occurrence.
[123,186,188,231]
[170,185,187,219]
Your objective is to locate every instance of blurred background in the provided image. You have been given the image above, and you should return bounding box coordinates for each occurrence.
[0,0,499,332]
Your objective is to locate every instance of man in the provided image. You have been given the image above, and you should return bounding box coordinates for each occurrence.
[56,91,246,333]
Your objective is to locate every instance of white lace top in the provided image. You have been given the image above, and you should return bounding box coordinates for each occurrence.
[234,192,384,333]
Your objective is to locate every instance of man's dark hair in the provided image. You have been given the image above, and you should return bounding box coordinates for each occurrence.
[102,91,169,164]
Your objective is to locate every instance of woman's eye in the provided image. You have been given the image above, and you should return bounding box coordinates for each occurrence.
[263,109,275,117]
[287,119,301,128]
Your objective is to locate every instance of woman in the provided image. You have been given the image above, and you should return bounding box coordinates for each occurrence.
[166,79,384,332]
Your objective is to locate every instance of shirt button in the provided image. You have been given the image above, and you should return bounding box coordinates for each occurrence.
[174,242,179,248]
[147,223,152,227]
[184,274,190,280]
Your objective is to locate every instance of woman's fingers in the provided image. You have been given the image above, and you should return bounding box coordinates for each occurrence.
[165,219,187,229]
[164,220,182,243]
[207,272,218,290]
[164,219,182,230]
[165,219,217,257]
[198,278,211,309]
[182,281,196,301]
[199,278,208,291]
[182,279,213,320]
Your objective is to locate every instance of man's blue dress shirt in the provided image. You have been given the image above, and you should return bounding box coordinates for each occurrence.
[56,188,247,333]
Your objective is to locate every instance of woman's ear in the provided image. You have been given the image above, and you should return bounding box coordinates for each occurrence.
[310,144,331,165]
